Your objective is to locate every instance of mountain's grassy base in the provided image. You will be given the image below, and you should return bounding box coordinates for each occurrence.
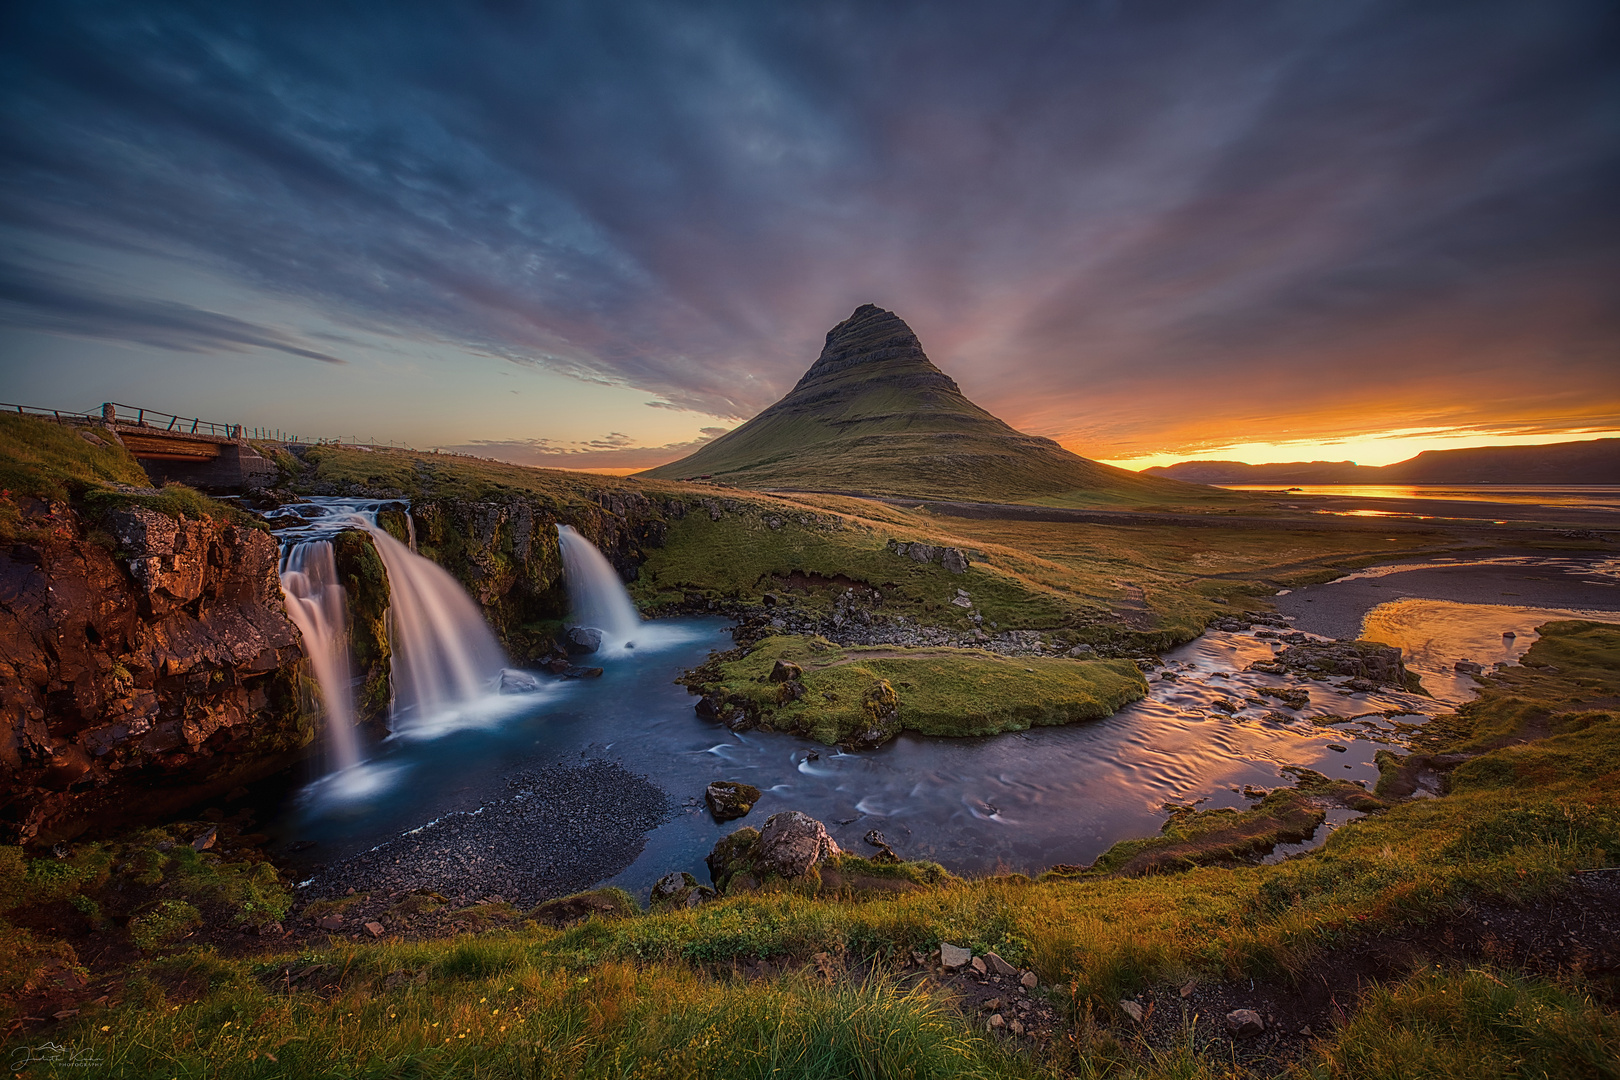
[6,621,1616,1078]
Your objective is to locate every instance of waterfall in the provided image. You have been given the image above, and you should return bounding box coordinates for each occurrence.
[358,520,507,728]
[279,541,361,770]
[557,525,643,644]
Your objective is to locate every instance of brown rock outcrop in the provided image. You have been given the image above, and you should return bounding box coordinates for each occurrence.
[1,500,309,844]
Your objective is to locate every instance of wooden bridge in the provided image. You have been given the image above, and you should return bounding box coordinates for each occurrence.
[5,402,277,491]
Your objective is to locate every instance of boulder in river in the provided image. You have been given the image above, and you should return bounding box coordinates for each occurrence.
[1274,639,1415,689]
[499,669,544,693]
[705,780,761,821]
[705,810,842,892]
[565,626,604,654]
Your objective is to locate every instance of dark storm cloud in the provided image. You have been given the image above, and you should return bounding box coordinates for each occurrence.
[1,0,1616,445]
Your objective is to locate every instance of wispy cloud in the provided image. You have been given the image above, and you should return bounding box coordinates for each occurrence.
[0,260,347,364]
[449,427,728,471]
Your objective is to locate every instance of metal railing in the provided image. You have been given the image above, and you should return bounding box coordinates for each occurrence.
[2,402,99,423]
[6,401,462,457]
[100,402,239,438]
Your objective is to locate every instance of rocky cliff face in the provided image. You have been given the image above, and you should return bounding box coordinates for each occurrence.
[0,499,310,844]
[409,489,681,660]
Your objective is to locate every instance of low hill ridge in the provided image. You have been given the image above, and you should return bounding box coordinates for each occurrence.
[640,305,1197,505]
[1147,437,1620,486]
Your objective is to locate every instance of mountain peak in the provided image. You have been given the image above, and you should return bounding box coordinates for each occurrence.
[640,306,1195,505]
[793,304,956,394]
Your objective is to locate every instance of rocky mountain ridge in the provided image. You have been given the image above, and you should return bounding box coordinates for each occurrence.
[1146,436,1620,486]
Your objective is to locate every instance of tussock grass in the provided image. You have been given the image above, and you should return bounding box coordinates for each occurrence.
[1314,965,1620,1079]
[0,412,151,501]
[42,960,1031,1079]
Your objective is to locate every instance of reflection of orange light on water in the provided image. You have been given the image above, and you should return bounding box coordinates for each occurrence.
[1222,484,1620,507]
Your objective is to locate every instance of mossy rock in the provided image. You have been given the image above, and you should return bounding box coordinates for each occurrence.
[529,887,637,927]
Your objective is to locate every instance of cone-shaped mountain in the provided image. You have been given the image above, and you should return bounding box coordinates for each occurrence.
[641,304,1197,504]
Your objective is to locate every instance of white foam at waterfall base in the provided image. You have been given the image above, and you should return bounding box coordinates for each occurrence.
[279,540,361,771]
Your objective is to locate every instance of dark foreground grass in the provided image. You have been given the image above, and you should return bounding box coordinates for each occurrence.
[6,622,1617,1078]
[1312,965,1620,1080]
[20,962,1032,1079]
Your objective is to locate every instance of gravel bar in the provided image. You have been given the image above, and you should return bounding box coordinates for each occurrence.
[304,760,669,906]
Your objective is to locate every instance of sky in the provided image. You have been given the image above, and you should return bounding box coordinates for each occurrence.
[2,0,1617,472]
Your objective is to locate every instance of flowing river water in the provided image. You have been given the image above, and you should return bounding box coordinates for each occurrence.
[267,502,1620,901]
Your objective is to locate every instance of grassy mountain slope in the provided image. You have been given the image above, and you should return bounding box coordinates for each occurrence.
[640,304,1214,506]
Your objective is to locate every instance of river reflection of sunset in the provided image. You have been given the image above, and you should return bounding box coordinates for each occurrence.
[1220,484,1620,509]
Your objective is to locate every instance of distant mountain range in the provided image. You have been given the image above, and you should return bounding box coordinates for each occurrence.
[641,304,1203,506]
[1145,438,1620,486]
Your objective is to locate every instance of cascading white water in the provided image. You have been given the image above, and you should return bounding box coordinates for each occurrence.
[279,541,361,770]
[358,520,507,728]
[557,525,642,644]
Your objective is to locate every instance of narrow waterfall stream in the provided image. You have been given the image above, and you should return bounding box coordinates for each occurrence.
[277,540,361,771]
[557,525,643,646]
[361,522,506,731]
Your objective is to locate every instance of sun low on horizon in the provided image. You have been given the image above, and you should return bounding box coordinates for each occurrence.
[2,1,1617,474]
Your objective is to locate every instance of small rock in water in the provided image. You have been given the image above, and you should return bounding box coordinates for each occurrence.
[1455,660,1484,675]
[1225,1009,1264,1037]
[704,780,761,821]
[940,942,972,970]
[499,669,544,694]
